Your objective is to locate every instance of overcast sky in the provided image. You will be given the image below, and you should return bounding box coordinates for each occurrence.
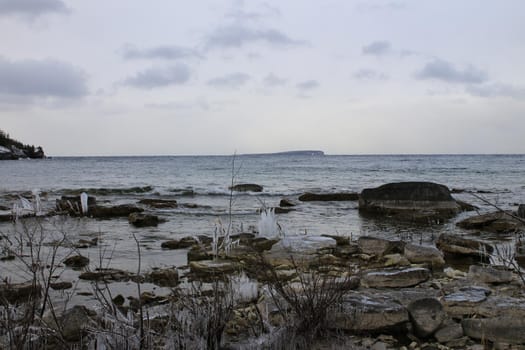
[1,0,524,156]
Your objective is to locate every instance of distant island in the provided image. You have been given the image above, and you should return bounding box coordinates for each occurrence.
[0,129,46,160]
[240,150,325,157]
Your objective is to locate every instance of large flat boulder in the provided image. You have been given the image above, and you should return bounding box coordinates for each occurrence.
[463,317,525,344]
[327,292,409,332]
[436,233,493,260]
[404,243,445,269]
[457,211,524,233]
[359,182,460,222]
[358,236,404,257]
[298,192,359,202]
[361,267,430,288]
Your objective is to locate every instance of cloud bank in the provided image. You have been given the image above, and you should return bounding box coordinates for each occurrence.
[0,57,87,99]
[0,0,68,17]
[124,64,191,89]
[416,59,488,84]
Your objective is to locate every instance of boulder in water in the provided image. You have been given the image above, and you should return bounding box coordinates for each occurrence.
[128,212,161,227]
[229,184,263,192]
[89,204,143,219]
[436,233,493,260]
[457,211,524,233]
[359,182,460,222]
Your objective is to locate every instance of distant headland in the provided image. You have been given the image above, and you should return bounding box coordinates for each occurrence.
[0,129,46,160]
[240,150,325,157]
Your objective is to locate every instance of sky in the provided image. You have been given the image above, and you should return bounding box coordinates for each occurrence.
[0,0,524,156]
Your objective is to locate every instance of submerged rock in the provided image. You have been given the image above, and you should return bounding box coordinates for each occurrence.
[279,199,296,207]
[90,204,143,219]
[361,267,430,288]
[128,212,161,227]
[50,282,73,290]
[56,195,97,215]
[63,255,90,268]
[161,236,199,249]
[138,198,178,208]
[230,184,263,192]
[146,268,179,287]
[78,268,132,282]
[298,192,359,202]
[359,182,460,222]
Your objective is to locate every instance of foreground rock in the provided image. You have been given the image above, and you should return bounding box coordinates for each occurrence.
[327,293,409,332]
[0,282,41,303]
[457,211,524,233]
[229,184,263,192]
[404,243,445,269]
[407,298,446,337]
[63,255,90,268]
[467,265,514,284]
[436,233,493,260]
[58,306,97,341]
[298,192,359,202]
[357,236,404,257]
[462,317,525,344]
[56,195,97,215]
[361,267,430,288]
[359,182,460,222]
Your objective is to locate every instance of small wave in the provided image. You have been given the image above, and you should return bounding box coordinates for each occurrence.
[59,186,154,196]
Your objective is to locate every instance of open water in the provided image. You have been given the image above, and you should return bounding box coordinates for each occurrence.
[0,154,524,300]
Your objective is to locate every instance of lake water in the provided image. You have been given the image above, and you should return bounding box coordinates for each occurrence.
[0,154,524,297]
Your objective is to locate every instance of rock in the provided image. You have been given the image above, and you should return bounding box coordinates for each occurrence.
[272,207,294,214]
[250,237,280,252]
[0,282,41,303]
[518,205,525,219]
[60,305,97,341]
[407,298,446,337]
[187,245,213,262]
[50,282,73,290]
[56,195,97,215]
[361,267,430,288]
[229,184,263,192]
[112,294,125,306]
[90,204,143,219]
[359,182,460,222]
[382,254,410,267]
[442,286,491,317]
[189,260,239,277]
[404,243,445,269]
[78,268,131,282]
[298,192,359,202]
[75,237,98,249]
[146,268,179,287]
[456,200,478,212]
[436,233,493,259]
[63,255,90,268]
[457,211,523,233]
[322,234,351,246]
[270,236,337,255]
[334,244,359,258]
[462,317,525,344]
[279,199,296,207]
[327,292,409,332]
[128,212,160,227]
[434,320,464,343]
[467,265,514,284]
[138,198,178,208]
[161,236,199,249]
[358,236,405,257]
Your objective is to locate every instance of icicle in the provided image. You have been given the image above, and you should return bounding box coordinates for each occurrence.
[80,192,89,215]
[19,196,33,211]
[32,189,42,216]
[258,208,280,238]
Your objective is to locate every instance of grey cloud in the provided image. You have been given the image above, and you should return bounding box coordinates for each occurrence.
[263,73,286,87]
[353,69,388,80]
[466,83,525,100]
[296,80,319,90]
[208,72,250,88]
[124,64,191,89]
[121,45,202,60]
[0,57,87,98]
[206,25,306,49]
[0,0,68,17]
[416,59,488,84]
[362,41,392,56]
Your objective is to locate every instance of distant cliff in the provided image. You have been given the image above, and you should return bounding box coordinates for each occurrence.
[0,130,45,160]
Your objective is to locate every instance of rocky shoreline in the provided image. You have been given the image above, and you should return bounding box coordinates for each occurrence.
[0,181,524,349]
[0,129,46,160]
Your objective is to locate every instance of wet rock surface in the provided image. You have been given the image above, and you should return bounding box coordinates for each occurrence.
[298,192,359,202]
[128,212,161,227]
[407,298,446,337]
[229,184,263,192]
[359,182,460,222]
[457,211,524,233]
[436,233,493,259]
[361,267,430,288]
